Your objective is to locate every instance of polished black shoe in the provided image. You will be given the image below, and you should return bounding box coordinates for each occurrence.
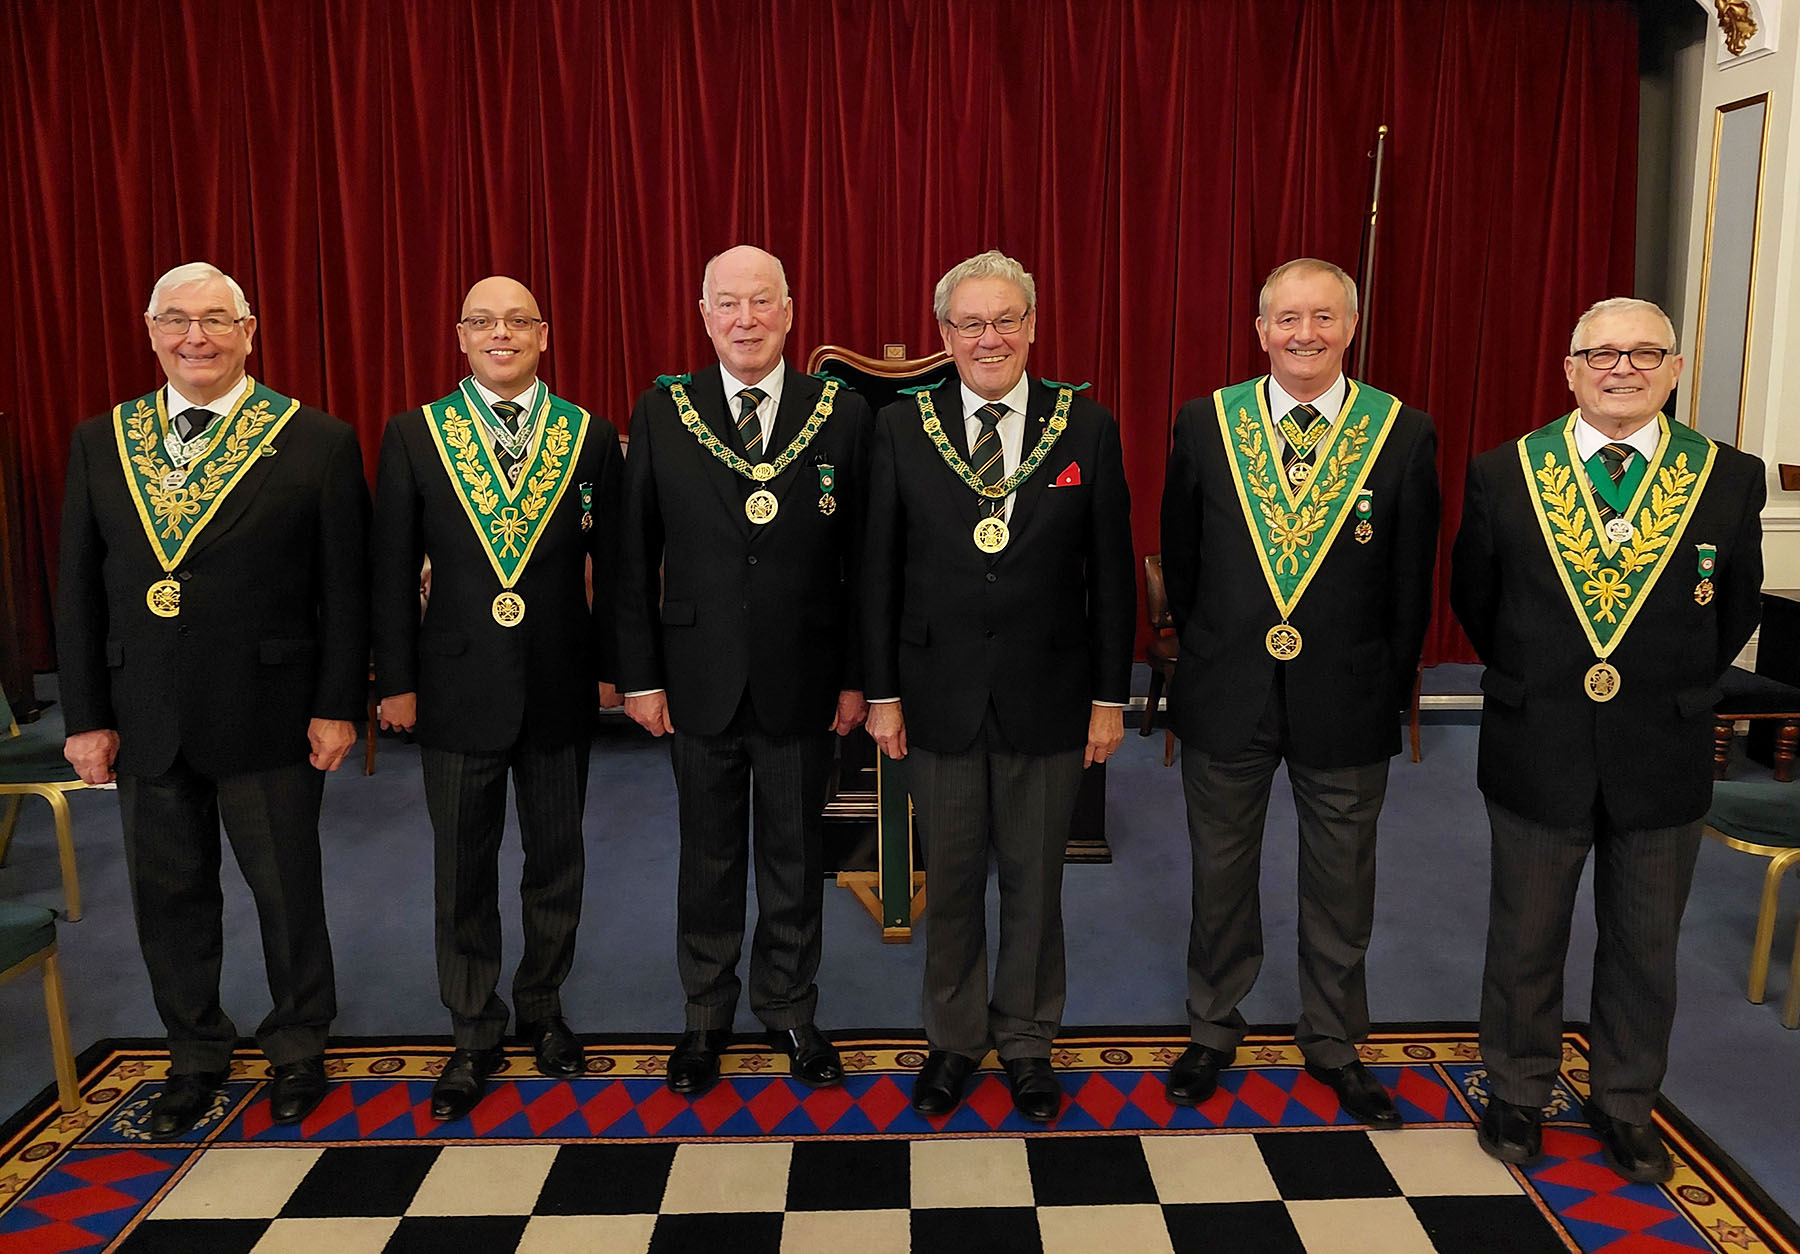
[1584,1101,1672,1183]
[1305,1059,1402,1129]
[147,1070,227,1140]
[666,1029,733,1096]
[911,1050,979,1116]
[1165,1044,1236,1107]
[1478,1097,1544,1164]
[268,1055,329,1126]
[430,1046,505,1122]
[518,1016,586,1078]
[1002,1056,1063,1124]
[768,1024,844,1089]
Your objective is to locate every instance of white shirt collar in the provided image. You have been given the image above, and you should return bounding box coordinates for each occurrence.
[1573,412,1662,463]
[720,360,786,413]
[166,375,251,421]
[959,374,1032,426]
[1266,374,1348,428]
[470,376,540,409]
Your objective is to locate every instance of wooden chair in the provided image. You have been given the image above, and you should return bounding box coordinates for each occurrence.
[1713,667,1800,782]
[0,901,80,1110]
[1703,779,1800,1022]
[1140,555,1178,766]
[0,683,85,921]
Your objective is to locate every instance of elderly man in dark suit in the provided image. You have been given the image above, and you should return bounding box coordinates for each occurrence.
[864,249,1136,1123]
[1159,258,1440,1129]
[1452,297,1764,1183]
[372,276,622,1120]
[618,245,872,1096]
[57,261,368,1139]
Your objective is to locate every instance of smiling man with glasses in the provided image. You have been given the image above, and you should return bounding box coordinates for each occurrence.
[56,261,369,1139]
[1451,296,1766,1182]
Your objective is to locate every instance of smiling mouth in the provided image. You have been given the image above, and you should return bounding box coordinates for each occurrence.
[485,348,520,357]
[1288,348,1324,358]
[976,354,1008,365]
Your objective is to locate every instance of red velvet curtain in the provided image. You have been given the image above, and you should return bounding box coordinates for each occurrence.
[0,0,1637,669]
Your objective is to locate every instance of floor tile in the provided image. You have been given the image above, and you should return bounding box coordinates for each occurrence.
[910,1137,1034,1209]
[911,1205,1042,1253]
[1407,1195,1571,1253]
[659,1142,793,1214]
[1256,1131,1400,1201]
[406,1144,561,1215]
[154,1148,325,1219]
[1027,1136,1158,1207]
[1140,1133,1282,1204]
[384,1214,530,1251]
[779,1207,910,1254]
[117,1218,272,1253]
[648,1210,784,1252]
[1286,1196,1439,1253]
[1164,1201,1306,1253]
[248,1218,400,1254]
[534,1143,677,1215]
[279,1145,439,1218]
[786,1139,910,1212]
[515,1214,657,1253]
[1038,1203,1173,1254]
[1371,1128,1525,1197]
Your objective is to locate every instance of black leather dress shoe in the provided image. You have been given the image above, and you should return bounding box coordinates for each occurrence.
[1478,1097,1544,1164]
[911,1050,978,1116]
[769,1024,844,1089]
[1305,1059,1402,1129]
[148,1070,227,1140]
[1165,1044,1236,1107]
[431,1046,505,1122]
[519,1016,586,1078]
[1584,1101,1672,1183]
[269,1055,329,1125]
[1002,1057,1062,1124]
[666,1029,732,1096]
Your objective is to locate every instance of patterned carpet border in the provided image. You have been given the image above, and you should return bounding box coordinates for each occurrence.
[0,1028,1792,1254]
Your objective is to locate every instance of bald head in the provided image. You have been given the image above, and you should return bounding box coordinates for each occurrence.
[457,275,548,397]
[699,245,793,385]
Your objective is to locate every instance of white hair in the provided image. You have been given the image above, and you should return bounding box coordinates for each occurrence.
[933,250,1037,323]
[1569,297,1678,354]
[1257,258,1359,320]
[701,247,789,305]
[146,262,251,318]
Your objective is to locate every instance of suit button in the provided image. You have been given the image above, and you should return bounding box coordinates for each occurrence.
[984,629,995,639]
[177,624,191,636]
[747,555,758,566]
[985,573,997,582]
[176,570,192,581]
[740,601,749,610]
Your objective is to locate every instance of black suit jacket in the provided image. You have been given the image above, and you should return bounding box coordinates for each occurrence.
[56,395,370,777]
[1450,429,1764,828]
[371,400,622,753]
[616,363,872,738]
[1160,385,1440,768]
[862,381,1136,756]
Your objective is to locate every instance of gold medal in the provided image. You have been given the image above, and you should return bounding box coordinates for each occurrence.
[1695,579,1714,606]
[819,494,837,516]
[1584,660,1621,702]
[1265,622,1302,659]
[973,515,1010,553]
[1287,459,1311,486]
[492,590,526,627]
[751,462,776,482]
[146,578,181,618]
[580,513,594,532]
[746,489,779,525]
[1605,516,1634,543]
[159,469,186,491]
[1355,520,1373,544]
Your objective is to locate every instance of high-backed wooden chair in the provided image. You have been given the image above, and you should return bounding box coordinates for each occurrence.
[0,901,80,1110]
[1714,667,1800,782]
[0,683,85,920]
[1140,555,1178,766]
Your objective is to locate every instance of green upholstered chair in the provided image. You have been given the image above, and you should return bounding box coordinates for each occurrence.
[0,901,80,1110]
[1703,779,1800,1025]
[0,683,86,920]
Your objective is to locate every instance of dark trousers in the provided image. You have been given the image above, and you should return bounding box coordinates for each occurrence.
[669,696,832,1032]
[1180,682,1391,1067]
[908,705,1084,1062]
[421,738,590,1049]
[118,756,335,1074]
[1479,796,1702,1124]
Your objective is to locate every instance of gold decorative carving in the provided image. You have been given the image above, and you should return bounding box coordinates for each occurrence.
[1715,0,1758,55]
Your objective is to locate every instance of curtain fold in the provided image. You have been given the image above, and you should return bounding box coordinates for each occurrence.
[0,0,1637,668]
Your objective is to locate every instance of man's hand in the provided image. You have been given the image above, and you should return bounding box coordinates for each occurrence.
[309,718,357,772]
[868,701,907,760]
[379,692,418,732]
[830,690,868,736]
[1083,704,1125,768]
[64,729,120,785]
[625,691,675,736]
[599,681,623,709]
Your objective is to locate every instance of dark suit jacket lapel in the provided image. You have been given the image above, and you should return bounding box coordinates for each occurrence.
[178,427,284,561]
[933,387,985,537]
[689,365,752,536]
[762,367,819,520]
[1000,385,1052,546]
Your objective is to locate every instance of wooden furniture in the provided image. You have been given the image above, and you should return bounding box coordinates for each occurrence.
[0,683,85,921]
[1713,666,1800,782]
[0,901,80,1110]
[1703,779,1800,1025]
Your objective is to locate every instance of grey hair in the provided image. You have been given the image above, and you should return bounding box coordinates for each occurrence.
[1569,297,1678,355]
[1257,258,1359,320]
[933,250,1037,323]
[700,247,790,305]
[146,262,251,318]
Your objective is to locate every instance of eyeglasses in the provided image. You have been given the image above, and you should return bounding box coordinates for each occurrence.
[151,313,244,336]
[460,315,543,333]
[1572,347,1673,371]
[946,314,1027,339]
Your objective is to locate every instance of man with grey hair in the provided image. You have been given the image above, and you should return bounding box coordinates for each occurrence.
[865,248,1135,1122]
[1159,257,1439,1128]
[57,261,368,1138]
[619,244,873,1096]
[1452,296,1764,1181]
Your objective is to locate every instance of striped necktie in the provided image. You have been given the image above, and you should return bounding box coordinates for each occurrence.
[1280,402,1327,486]
[1594,442,1633,522]
[737,388,768,460]
[972,402,1007,518]
[491,400,525,483]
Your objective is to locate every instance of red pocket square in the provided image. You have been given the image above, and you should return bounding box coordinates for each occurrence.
[1053,462,1081,487]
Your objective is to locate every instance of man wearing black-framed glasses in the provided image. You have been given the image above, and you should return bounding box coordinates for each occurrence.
[1451,296,1766,1183]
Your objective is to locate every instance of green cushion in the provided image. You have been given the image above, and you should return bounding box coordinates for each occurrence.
[0,732,82,784]
[0,902,56,972]
[1707,780,1800,849]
